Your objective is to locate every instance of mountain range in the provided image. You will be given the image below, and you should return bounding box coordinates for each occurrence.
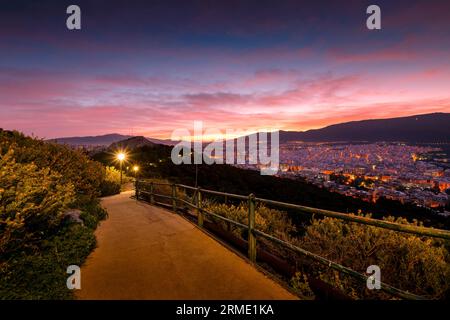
[279,112,450,143]
[49,112,450,147]
[48,133,175,146]
[108,136,158,150]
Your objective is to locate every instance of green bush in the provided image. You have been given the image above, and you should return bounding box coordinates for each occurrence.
[290,271,315,300]
[203,202,295,240]
[0,149,75,256]
[79,199,108,229]
[0,130,104,200]
[99,166,133,196]
[99,180,121,197]
[137,178,188,205]
[204,201,449,299]
[298,215,450,299]
[0,130,108,299]
[0,223,96,299]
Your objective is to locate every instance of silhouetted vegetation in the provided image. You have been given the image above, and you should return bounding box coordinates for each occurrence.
[296,215,450,299]
[0,130,109,299]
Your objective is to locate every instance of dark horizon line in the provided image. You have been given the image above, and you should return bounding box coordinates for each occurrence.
[41,111,449,141]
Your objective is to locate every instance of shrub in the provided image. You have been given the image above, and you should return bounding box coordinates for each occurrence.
[298,215,450,299]
[137,178,187,205]
[203,200,449,299]
[0,130,103,200]
[99,180,121,197]
[290,271,315,300]
[0,223,96,299]
[79,199,108,229]
[0,149,75,256]
[0,130,108,299]
[203,202,295,240]
[99,166,133,196]
[104,166,121,184]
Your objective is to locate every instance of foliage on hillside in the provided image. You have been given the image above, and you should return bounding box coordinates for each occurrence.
[203,202,296,241]
[0,149,75,256]
[0,130,108,299]
[136,178,188,205]
[0,130,103,200]
[99,166,123,196]
[203,202,450,299]
[297,216,450,299]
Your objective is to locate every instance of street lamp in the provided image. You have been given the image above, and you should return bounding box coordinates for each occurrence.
[195,163,198,188]
[133,165,139,179]
[116,152,126,185]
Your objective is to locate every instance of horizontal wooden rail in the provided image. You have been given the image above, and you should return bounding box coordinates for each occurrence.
[252,229,425,300]
[201,208,249,230]
[177,197,196,208]
[256,198,450,240]
[135,179,450,300]
[149,181,172,186]
[139,190,173,200]
[199,188,249,201]
[176,184,198,191]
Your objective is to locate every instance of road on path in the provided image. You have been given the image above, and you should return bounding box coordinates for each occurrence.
[76,191,297,300]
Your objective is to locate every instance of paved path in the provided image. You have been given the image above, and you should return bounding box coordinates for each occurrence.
[76,191,297,300]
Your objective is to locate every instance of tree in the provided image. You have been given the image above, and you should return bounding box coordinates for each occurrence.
[0,148,75,255]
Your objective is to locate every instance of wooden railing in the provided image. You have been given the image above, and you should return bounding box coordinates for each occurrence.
[135,180,450,300]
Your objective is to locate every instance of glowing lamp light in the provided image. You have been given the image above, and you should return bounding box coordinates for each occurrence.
[116,151,127,185]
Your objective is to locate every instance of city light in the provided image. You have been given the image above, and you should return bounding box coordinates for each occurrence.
[132,165,139,179]
[116,151,127,185]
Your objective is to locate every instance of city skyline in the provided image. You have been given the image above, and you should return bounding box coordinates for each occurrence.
[1,0,449,139]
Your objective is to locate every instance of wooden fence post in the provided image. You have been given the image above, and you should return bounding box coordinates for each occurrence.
[135,179,139,200]
[172,184,177,212]
[197,188,203,227]
[150,182,155,205]
[248,193,256,263]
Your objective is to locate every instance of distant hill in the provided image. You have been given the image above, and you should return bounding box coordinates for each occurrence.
[108,136,157,150]
[279,113,450,143]
[49,113,449,147]
[48,134,132,146]
[49,133,176,146]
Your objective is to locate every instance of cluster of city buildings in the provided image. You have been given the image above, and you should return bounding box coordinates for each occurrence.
[68,137,450,213]
[264,142,450,212]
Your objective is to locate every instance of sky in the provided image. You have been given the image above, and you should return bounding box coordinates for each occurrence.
[0,0,449,139]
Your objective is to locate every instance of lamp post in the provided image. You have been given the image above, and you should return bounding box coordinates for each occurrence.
[117,152,126,185]
[195,163,198,188]
[189,151,199,188]
[133,165,139,179]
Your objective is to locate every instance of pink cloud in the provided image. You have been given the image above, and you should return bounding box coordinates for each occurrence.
[1,63,449,140]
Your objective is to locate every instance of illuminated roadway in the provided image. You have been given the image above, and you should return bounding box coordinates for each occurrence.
[76,191,297,299]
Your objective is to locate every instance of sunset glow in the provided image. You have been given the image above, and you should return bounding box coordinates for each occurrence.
[1,1,449,139]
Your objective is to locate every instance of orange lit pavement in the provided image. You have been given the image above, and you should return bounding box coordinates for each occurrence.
[76,191,297,300]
